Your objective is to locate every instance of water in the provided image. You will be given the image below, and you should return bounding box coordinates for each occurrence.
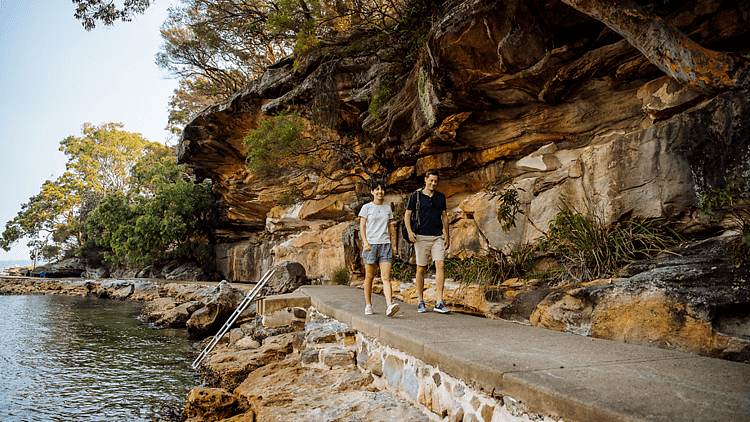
[0,295,199,422]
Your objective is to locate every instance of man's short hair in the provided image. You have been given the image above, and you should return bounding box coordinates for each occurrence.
[425,169,440,179]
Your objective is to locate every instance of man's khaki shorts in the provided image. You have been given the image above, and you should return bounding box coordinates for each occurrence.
[414,235,445,267]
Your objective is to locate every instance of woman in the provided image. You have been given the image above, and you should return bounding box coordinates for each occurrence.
[358,179,399,317]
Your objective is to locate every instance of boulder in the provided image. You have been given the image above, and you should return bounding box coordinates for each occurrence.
[198,332,296,391]
[240,316,296,344]
[96,280,132,298]
[165,261,206,281]
[181,387,239,422]
[130,281,161,301]
[31,258,85,278]
[58,280,97,296]
[186,280,247,338]
[262,261,309,296]
[157,300,204,328]
[141,297,179,323]
[530,236,750,361]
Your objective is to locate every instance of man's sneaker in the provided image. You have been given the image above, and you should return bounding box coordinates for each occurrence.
[365,304,374,315]
[386,302,400,317]
[433,301,451,314]
[417,300,427,313]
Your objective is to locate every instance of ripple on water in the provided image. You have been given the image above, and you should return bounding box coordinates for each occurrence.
[0,294,199,422]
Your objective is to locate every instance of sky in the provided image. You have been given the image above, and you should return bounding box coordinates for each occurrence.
[0,0,180,262]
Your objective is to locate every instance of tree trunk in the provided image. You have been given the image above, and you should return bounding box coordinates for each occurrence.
[560,0,750,92]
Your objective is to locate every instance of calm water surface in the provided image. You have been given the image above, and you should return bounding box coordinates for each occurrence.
[0,294,199,422]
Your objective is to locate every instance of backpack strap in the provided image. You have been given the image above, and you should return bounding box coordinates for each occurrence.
[414,189,421,230]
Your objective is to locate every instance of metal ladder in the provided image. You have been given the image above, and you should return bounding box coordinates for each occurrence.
[191,268,276,369]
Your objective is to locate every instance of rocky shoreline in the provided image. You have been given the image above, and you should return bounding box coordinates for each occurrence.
[0,265,441,422]
[1,262,571,422]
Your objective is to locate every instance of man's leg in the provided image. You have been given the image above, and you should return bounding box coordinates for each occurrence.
[434,259,445,302]
[415,265,426,302]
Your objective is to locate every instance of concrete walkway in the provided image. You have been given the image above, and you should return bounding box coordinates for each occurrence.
[298,284,750,422]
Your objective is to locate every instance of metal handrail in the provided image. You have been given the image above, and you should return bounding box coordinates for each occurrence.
[191,268,276,369]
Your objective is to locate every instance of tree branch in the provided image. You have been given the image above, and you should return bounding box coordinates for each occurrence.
[560,0,750,92]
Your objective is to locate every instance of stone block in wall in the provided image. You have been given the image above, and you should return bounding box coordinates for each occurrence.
[320,347,356,368]
[403,368,420,402]
[262,308,307,329]
[383,355,404,390]
[258,291,311,316]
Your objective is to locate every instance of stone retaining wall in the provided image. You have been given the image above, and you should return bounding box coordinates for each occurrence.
[353,328,557,422]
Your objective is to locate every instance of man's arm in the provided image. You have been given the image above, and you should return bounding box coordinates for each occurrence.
[442,209,450,249]
[404,209,417,242]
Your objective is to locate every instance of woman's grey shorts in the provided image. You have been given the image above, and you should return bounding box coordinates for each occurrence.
[362,243,393,264]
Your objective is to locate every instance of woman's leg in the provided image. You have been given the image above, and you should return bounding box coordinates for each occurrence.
[364,263,376,306]
[379,261,393,304]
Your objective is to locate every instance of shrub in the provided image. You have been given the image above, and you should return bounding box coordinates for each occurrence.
[243,109,308,176]
[701,176,750,261]
[333,267,349,285]
[540,196,681,285]
[391,257,415,282]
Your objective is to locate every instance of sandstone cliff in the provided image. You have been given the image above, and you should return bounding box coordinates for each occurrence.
[177,0,750,360]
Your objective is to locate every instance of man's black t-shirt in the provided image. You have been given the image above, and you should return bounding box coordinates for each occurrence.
[406,190,446,236]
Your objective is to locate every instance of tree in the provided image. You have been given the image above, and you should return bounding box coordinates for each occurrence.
[157,0,423,131]
[81,176,213,268]
[2,123,170,261]
[1,172,85,262]
[560,0,750,92]
[156,0,295,129]
[60,122,155,195]
[243,109,385,197]
[73,0,152,30]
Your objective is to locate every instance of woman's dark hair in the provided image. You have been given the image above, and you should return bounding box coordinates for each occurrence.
[370,178,387,192]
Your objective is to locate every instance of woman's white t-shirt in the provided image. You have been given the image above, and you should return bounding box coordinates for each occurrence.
[358,202,393,244]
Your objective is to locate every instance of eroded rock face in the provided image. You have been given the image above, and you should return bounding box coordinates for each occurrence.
[177,0,750,283]
[173,0,750,361]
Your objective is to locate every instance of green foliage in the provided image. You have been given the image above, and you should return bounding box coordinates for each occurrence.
[333,267,349,285]
[277,188,304,206]
[1,172,85,261]
[60,122,154,195]
[540,196,681,285]
[443,194,681,288]
[82,193,135,265]
[485,174,525,232]
[368,72,397,122]
[82,180,214,268]
[701,176,750,261]
[243,110,308,176]
[445,246,536,287]
[2,122,213,267]
[73,0,151,30]
[391,257,416,282]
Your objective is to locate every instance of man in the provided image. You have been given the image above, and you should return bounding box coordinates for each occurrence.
[404,169,451,313]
